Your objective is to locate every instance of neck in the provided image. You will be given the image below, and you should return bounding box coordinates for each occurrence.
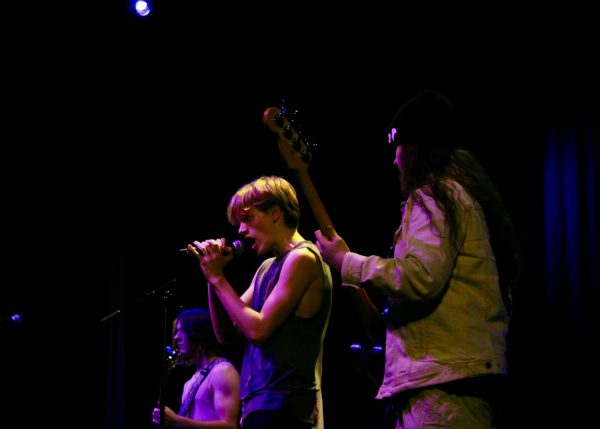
[195,354,214,372]
[273,231,306,257]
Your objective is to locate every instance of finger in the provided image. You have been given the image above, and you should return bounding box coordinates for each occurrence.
[193,240,205,254]
[187,244,200,255]
[195,242,210,256]
[206,244,219,255]
[325,225,336,236]
[315,229,333,241]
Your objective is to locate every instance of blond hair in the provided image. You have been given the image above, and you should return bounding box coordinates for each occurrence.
[227,176,300,229]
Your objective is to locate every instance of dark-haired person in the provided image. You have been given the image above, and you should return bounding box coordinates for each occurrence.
[315,89,520,428]
[187,176,333,429]
[151,308,240,428]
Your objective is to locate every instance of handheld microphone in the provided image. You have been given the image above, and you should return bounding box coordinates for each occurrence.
[179,240,245,256]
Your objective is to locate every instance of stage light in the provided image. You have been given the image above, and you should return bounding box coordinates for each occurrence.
[134,0,151,17]
[1,313,23,326]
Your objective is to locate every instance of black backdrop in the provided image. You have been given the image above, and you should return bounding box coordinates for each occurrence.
[2,3,598,428]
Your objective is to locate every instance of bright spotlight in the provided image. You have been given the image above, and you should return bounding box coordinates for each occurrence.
[134,0,151,17]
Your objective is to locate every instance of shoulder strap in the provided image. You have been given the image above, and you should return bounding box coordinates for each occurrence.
[178,358,226,417]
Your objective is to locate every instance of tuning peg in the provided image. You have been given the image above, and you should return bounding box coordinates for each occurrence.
[291,137,302,152]
[303,136,316,150]
[274,111,285,128]
[283,124,294,140]
[300,151,312,164]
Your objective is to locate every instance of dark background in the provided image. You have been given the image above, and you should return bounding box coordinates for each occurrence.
[2,2,598,428]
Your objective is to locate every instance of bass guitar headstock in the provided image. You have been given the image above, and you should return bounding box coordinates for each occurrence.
[263,106,313,173]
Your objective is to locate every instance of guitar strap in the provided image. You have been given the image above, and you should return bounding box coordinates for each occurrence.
[178,358,226,417]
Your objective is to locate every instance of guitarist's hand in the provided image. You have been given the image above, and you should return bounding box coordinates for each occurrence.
[315,227,349,273]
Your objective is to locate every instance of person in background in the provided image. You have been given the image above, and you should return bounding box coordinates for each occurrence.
[152,307,240,429]
[315,89,520,428]
[187,175,333,429]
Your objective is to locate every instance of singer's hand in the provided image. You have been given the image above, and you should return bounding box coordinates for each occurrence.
[191,238,233,284]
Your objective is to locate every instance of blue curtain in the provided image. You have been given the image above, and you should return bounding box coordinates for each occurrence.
[544,112,599,333]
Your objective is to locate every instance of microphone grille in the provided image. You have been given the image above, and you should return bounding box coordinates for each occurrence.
[232,240,245,255]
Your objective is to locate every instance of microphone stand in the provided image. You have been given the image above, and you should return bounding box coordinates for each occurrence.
[100,277,177,428]
[158,291,172,428]
[99,278,176,323]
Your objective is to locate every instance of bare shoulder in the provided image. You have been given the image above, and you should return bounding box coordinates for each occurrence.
[212,360,239,376]
[287,246,319,265]
[210,361,240,388]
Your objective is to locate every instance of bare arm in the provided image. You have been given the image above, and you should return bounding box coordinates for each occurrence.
[210,248,319,344]
[209,364,241,429]
[208,283,241,345]
[152,364,241,429]
[186,239,244,345]
[208,278,256,345]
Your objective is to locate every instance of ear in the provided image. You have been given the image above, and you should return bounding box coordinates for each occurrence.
[271,206,281,223]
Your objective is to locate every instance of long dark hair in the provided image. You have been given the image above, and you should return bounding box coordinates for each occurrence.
[173,308,222,366]
[400,145,521,312]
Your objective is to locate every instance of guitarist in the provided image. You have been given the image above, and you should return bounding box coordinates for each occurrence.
[315,89,519,428]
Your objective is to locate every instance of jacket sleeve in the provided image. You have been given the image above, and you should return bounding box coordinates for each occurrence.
[341,193,460,301]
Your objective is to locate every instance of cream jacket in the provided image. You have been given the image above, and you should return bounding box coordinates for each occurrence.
[341,181,509,398]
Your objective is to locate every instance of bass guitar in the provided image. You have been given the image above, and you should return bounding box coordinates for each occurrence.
[262,105,385,386]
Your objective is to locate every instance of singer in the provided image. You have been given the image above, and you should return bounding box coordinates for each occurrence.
[186,176,332,429]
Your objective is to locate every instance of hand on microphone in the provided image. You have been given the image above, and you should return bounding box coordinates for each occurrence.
[185,238,244,284]
[180,239,244,257]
